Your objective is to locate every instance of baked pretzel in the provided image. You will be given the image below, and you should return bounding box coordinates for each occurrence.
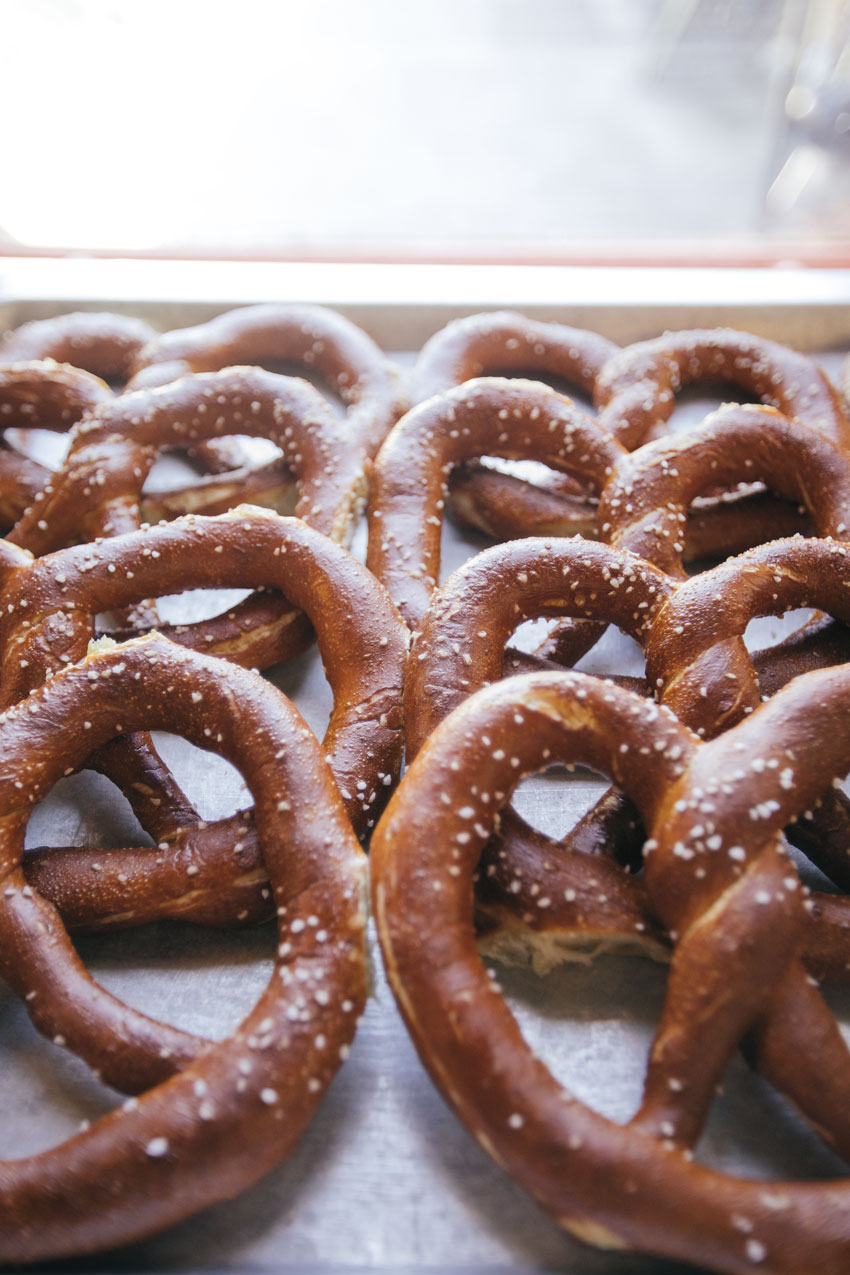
[372,668,850,1274]
[416,321,842,549]
[0,633,367,1262]
[596,326,850,451]
[535,399,850,668]
[0,311,157,381]
[9,365,366,552]
[6,365,366,673]
[367,377,621,629]
[129,302,405,459]
[0,361,112,529]
[407,310,615,536]
[406,534,850,978]
[0,508,406,930]
[0,310,259,479]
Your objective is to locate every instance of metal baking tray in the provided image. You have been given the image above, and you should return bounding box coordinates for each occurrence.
[1,260,850,1275]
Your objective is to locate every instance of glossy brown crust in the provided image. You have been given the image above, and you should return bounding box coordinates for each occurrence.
[372,669,850,1274]
[0,509,406,929]
[0,634,368,1263]
[9,365,367,554]
[595,326,850,451]
[1,312,157,381]
[367,377,623,629]
[406,534,850,977]
[129,302,406,458]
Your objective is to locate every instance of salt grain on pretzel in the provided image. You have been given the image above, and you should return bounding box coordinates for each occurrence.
[0,509,406,931]
[0,633,367,1262]
[373,669,850,1274]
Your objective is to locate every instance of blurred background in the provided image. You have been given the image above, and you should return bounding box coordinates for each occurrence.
[1,0,848,264]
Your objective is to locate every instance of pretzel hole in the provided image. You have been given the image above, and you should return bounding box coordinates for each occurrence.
[25,768,153,852]
[0,921,274,1159]
[2,426,69,469]
[743,607,819,653]
[148,733,252,822]
[663,385,761,436]
[510,762,613,840]
[142,438,283,491]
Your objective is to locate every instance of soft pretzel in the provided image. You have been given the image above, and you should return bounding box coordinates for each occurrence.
[405,534,850,976]
[372,668,850,1274]
[596,326,850,450]
[535,399,850,668]
[6,365,366,673]
[0,310,257,477]
[407,310,615,536]
[414,320,843,549]
[0,311,157,381]
[129,302,405,459]
[0,509,406,930]
[9,365,366,552]
[0,633,367,1262]
[367,377,621,629]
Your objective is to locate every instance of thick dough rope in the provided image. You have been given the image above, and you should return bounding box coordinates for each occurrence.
[367,377,621,630]
[0,633,368,1263]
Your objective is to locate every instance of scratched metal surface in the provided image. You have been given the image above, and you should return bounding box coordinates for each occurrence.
[0,285,849,1274]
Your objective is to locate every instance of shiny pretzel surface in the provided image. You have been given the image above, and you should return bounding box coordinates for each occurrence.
[373,668,850,1275]
[0,633,368,1263]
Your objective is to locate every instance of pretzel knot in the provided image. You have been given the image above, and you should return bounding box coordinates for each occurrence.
[373,669,850,1274]
[0,508,406,931]
[410,319,847,546]
[0,633,368,1263]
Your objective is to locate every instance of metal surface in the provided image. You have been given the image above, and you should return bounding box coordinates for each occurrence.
[1,269,849,1274]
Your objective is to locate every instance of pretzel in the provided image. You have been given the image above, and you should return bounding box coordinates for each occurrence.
[372,668,850,1274]
[596,326,850,451]
[367,377,621,629]
[412,320,843,550]
[406,534,850,979]
[0,311,157,381]
[0,508,406,931]
[0,309,259,479]
[408,310,615,537]
[536,399,850,667]
[6,365,366,674]
[447,459,810,559]
[0,633,367,1262]
[0,361,112,529]
[129,302,405,459]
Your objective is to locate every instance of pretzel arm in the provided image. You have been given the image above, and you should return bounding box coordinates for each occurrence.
[746,958,850,1159]
[629,841,805,1151]
[24,808,268,932]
